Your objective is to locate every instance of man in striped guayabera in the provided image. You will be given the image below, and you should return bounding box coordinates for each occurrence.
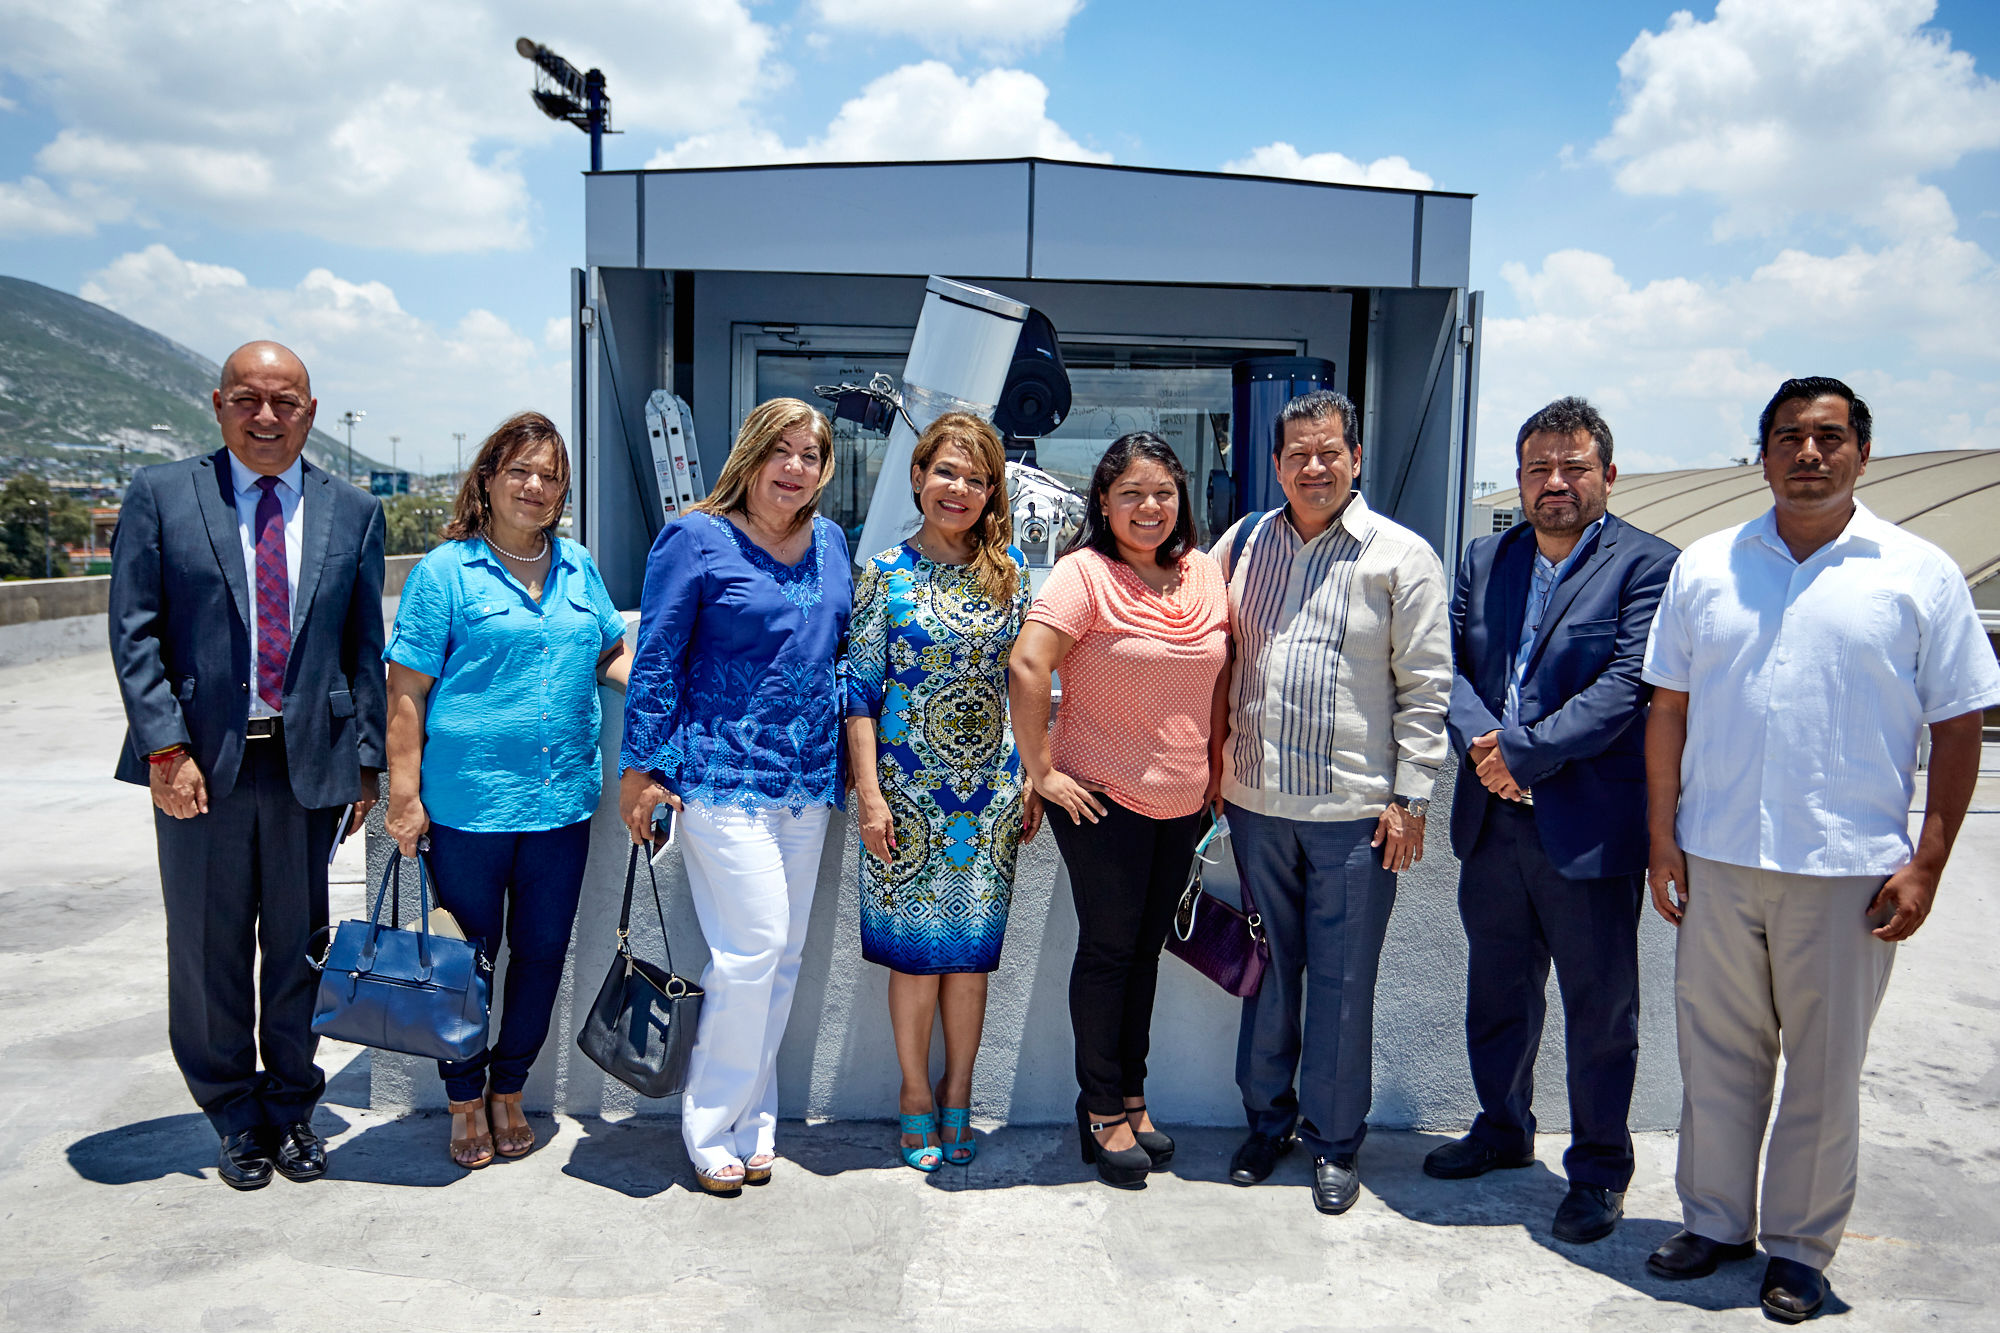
[1210,389,1452,1216]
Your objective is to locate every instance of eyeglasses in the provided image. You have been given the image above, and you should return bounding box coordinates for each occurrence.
[1278,449,1349,471]
[222,393,310,419]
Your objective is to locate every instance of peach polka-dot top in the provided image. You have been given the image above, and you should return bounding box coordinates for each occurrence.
[1028,546,1229,820]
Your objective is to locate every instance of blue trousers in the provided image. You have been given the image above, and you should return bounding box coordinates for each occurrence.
[1459,802,1642,1190]
[1227,804,1396,1159]
[426,819,591,1103]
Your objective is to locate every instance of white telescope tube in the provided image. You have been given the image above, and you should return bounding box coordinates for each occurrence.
[853,276,1027,566]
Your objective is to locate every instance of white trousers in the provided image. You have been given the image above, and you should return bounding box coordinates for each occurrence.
[1675,854,1897,1269]
[676,799,831,1173]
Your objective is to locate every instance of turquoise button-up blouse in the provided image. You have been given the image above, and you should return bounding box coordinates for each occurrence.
[386,536,628,833]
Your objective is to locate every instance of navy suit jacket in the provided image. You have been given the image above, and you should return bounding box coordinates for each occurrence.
[1447,512,1678,879]
[109,447,387,809]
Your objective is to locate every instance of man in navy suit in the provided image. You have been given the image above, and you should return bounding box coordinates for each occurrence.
[1424,396,1678,1244]
[110,341,386,1189]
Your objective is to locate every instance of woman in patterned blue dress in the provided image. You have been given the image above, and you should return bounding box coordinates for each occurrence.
[844,412,1042,1170]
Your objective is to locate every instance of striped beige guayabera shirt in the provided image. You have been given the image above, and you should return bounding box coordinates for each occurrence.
[1214,492,1452,822]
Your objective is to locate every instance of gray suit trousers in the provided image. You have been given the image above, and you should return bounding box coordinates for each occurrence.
[1675,854,1897,1268]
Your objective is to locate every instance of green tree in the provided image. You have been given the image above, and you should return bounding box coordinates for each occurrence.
[379,494,455,556]
[0,475,90,579]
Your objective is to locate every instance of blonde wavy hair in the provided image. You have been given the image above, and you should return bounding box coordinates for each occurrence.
[911,412,1016,604]
[694,397,835,533]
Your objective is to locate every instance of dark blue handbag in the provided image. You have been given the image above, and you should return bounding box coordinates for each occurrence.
[308,845,492,1062]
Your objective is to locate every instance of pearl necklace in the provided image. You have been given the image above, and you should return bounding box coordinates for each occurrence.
[487,532,550,563]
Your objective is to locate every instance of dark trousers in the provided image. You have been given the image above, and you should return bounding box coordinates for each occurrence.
[156,737,340,1137]
[426,820,591,1102]
[1227,804,1396,1159]
[1048,797,1205,1114]
[1460,802,1642,1190]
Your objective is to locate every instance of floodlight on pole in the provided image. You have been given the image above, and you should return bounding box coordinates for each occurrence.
[516,37,614,171]
[338,410,366,483]
[453,431,467,481]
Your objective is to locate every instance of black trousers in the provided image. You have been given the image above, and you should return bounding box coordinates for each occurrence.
[1459,801,1643,1190]
[155,738,340,1136]
[1048,797,1205,1115]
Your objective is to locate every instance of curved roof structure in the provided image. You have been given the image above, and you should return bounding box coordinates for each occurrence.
[1473,450,2000,605]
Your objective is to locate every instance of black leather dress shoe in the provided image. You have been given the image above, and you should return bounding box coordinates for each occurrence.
[217,1129,274,1191]
[1311,1155,1360,1215]
[1760,1257,1827,1324]
[1644,1229,1758,1280]
[1229,1131,1293,1185]
[1550,1184,1624,1243]
[1422,1135,1535,1180]
[271,1122,327,1182]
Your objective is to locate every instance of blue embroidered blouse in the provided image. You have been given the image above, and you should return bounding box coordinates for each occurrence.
[620,511,853,814]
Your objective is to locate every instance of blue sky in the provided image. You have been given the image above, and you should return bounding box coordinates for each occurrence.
[2,0,1996,482]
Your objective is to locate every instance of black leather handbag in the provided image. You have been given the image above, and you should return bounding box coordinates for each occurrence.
[577,844,705,1098]
[1164,814,1269,999]
[309,845,493,1062]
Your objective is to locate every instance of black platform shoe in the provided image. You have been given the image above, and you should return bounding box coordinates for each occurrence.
[1123,1102,1174,1171]
[1075,1100,1150,1189]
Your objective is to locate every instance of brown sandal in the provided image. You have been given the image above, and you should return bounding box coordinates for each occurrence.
[744,1153,775,1185]
[694,1163,746,1195]
[448,1098,494,1169]
[487,1091,535,1159]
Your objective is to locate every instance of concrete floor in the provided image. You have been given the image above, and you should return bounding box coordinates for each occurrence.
[2,649,1997,1332]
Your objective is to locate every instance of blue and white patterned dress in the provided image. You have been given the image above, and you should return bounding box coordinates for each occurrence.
[622,512,852,813]
[844,543,1031,973]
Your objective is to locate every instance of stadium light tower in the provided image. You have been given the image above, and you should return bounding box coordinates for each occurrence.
[337,409,365,483]
[516,37,614,171]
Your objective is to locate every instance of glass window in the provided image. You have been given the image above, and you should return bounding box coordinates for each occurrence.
[748,336,909,546]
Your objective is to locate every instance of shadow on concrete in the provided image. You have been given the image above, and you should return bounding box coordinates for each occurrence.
[562,1115,700,1198]
[322,1048,372,1109]
[66,1113,215,1183]
[322,1111,468,1188]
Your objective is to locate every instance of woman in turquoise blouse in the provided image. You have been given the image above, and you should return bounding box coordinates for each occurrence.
[384,412,629,1169]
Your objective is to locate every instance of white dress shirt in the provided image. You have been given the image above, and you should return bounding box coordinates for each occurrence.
[1214,493,1453,821]
[1642,502,2000,876]
[226,451,305,718]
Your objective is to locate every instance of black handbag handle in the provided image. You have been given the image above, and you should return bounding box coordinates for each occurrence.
[620,843,680,982]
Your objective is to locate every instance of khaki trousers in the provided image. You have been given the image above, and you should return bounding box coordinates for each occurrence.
[1674,854,1897,1268]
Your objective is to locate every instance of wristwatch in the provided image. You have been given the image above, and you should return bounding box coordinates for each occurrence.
[1394,794,1430,819]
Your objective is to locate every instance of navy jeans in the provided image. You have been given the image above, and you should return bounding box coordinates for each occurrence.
[1459,801,1642,1190]
[426,819,591,1102]
[1226,803,1396,1160]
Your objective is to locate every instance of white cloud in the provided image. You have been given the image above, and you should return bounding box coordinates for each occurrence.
[1593,0,2000,236]
[809,0,1082,54]
[649,61,1107,167]
[80,245,568,471]
[0,174,129,237]
[0,0,778,251]
[1223,142,1434,191]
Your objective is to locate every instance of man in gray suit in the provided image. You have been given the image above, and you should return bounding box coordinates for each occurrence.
[110,341,386,1189]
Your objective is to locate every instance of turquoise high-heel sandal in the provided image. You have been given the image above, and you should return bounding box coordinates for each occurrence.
[938,1106,977,1166]
[899,1112,943,1172]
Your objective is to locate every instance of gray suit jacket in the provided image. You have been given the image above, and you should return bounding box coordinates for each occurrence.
[109,447,387,808]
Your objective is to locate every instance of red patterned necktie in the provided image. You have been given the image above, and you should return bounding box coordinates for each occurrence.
[253,475,291,713]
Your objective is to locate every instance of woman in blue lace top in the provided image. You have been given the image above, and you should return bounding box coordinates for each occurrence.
[618,397,851,1195]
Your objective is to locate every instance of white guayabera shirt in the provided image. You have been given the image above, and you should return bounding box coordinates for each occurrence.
[1641,502,2000,876]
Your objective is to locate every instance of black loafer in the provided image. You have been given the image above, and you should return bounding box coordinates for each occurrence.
[217,1128,274,1191]
[1422,1135,1535,1180]
[1229,1131,1293,1185]
[1645,1229,1758,1280]
[1311,1155,1360,1215]
[1550,1184,1624,1244]
[1760,1257,1827,1324]
[271,1121,327,1182]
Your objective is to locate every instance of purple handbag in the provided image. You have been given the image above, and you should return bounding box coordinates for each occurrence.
[1164,815,1268,998]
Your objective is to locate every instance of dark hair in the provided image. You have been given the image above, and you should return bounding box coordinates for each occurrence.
[1273,389,1360,456]
[1756,377,1872,459]
[1514,396,1614,468]
[444,411,569,541]
[1062,432,1196,569]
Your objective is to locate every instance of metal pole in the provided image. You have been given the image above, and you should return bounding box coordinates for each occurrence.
[586,69,605,172]
[453,432,466,482]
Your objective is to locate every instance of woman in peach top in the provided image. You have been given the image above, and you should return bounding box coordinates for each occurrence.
[1009,431,1230,1189]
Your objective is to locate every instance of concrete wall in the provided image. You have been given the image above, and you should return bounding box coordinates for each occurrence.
[364,691,1682,1131]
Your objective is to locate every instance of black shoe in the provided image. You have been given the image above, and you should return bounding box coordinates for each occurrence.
[217,1128,274,1191]
[1075,1101,1149,1189]
[1422,1135,1535,1180]
[1123,1103,1174,1171]
[1760,1257,1827,1324]
[1645,1230,1758,1280]
[1229,1131,1294,1185]
[1550,1184,1624,1244]
[1310,1155,1360,1215]
[271,1121,327,1182]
